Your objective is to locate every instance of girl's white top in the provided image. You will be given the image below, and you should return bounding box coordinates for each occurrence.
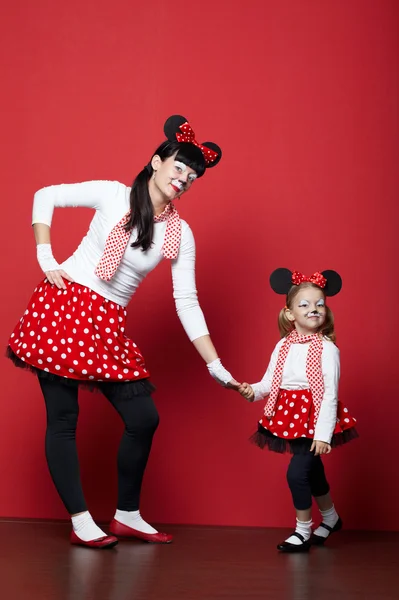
[32,180,209,342]
[251,338,340,443]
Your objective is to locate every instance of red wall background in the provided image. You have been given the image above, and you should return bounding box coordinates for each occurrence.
[1,0,398,531]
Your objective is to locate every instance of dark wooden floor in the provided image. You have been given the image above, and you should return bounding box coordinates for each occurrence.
[0,521,397,600]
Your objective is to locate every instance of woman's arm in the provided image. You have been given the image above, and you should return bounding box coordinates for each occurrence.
[32,180,122,289]
[171,223,239,388]
[192,335,239,389]
[170,223,209,341]
[32,180,119,226]
[192,334,218,363]
[34,223,74,289]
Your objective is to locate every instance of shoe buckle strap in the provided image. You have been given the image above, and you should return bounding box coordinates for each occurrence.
[292,531,306,542]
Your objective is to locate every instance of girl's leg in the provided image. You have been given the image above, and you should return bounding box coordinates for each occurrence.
[280,452,315,548]
[310,457,341,540]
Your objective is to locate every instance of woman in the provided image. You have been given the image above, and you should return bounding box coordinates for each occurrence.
[7,115,239,548]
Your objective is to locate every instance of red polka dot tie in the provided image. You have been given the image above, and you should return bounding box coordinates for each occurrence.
[95,203,181,281]
[264,331,324,421]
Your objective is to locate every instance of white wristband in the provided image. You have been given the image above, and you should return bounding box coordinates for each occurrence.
[206,358,233,387]
[37,243,60,273]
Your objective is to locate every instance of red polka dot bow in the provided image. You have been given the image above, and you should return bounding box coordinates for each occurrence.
[291,271,327,289]
[175,122,219,165]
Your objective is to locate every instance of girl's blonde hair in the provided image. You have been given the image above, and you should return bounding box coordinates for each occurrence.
[278,282,336,342]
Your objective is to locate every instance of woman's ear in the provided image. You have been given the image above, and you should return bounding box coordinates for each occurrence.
[151,155,162,171]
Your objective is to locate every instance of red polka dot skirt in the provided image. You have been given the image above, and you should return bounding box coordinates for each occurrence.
[251,389,358,454]
[7,280,150,384]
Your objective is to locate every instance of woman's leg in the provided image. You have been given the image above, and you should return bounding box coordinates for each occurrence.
[39,377,87,515]
[39,377,109,542]
[99,383,160,533]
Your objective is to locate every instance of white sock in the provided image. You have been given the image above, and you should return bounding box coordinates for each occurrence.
[314,505,339,539]
[71,511,107,542]
[285,519,313,545]
[114,509,158,534]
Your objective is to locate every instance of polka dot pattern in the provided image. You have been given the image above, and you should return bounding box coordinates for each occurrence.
[8,280,149,383]
[175,122,219,165]
[259,389,357,440]
[264,331,324,422]
[95,203,181,282]
[291,271,327,289]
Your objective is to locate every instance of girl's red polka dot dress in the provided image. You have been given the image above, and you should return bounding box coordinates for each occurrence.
[8,280,149,383]
[252,388,357,453]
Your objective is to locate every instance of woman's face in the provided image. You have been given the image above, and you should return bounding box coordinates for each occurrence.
[151,153,198,200]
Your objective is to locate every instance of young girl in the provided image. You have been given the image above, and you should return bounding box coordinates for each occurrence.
[238,268,358,553]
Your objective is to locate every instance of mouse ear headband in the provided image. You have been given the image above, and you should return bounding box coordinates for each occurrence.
[163,115,222,168]
[270,268,342,297]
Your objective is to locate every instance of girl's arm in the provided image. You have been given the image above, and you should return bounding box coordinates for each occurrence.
[247,341,282,401]
[314,343,340,444]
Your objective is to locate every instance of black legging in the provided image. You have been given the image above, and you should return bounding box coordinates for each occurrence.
[39,377,159,515]
[286,452,330,511]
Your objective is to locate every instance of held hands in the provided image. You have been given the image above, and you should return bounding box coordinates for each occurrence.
[226,379,241,390]
[310,440,331,456]
[237,382,255,402]
[206,359,240,390]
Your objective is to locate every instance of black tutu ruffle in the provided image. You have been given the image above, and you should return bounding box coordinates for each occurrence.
[6,346,156,397]
[250,423,359,455]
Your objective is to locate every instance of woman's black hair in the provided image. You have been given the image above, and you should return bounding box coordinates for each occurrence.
[125,141,206,252]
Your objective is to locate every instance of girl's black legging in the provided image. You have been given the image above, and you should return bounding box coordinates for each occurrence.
[38,377,159,515]
[286,451,330,510]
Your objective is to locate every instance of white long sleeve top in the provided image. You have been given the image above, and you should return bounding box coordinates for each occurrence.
[32,180,209,342]
[251,338,340,444]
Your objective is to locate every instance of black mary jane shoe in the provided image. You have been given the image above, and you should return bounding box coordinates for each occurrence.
[277,532,311,553]
[310,517,343,546]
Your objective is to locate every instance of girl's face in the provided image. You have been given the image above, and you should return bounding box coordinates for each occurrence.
[151,153,198,201]
[286,286,326,335]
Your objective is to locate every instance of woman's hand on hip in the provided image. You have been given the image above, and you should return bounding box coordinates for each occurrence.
[45,269,74,290]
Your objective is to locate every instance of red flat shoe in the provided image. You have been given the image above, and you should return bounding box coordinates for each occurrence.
[70,530,118,549]
[109,519,173,544]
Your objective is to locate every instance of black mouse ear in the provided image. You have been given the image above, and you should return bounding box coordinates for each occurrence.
[164,115,188,141]
[270,268,293,294]
[322,270,342,296]
[201,142,222,167]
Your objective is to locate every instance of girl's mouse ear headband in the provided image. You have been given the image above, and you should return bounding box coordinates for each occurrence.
[270,268,342,297]
[163,115,222,168]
